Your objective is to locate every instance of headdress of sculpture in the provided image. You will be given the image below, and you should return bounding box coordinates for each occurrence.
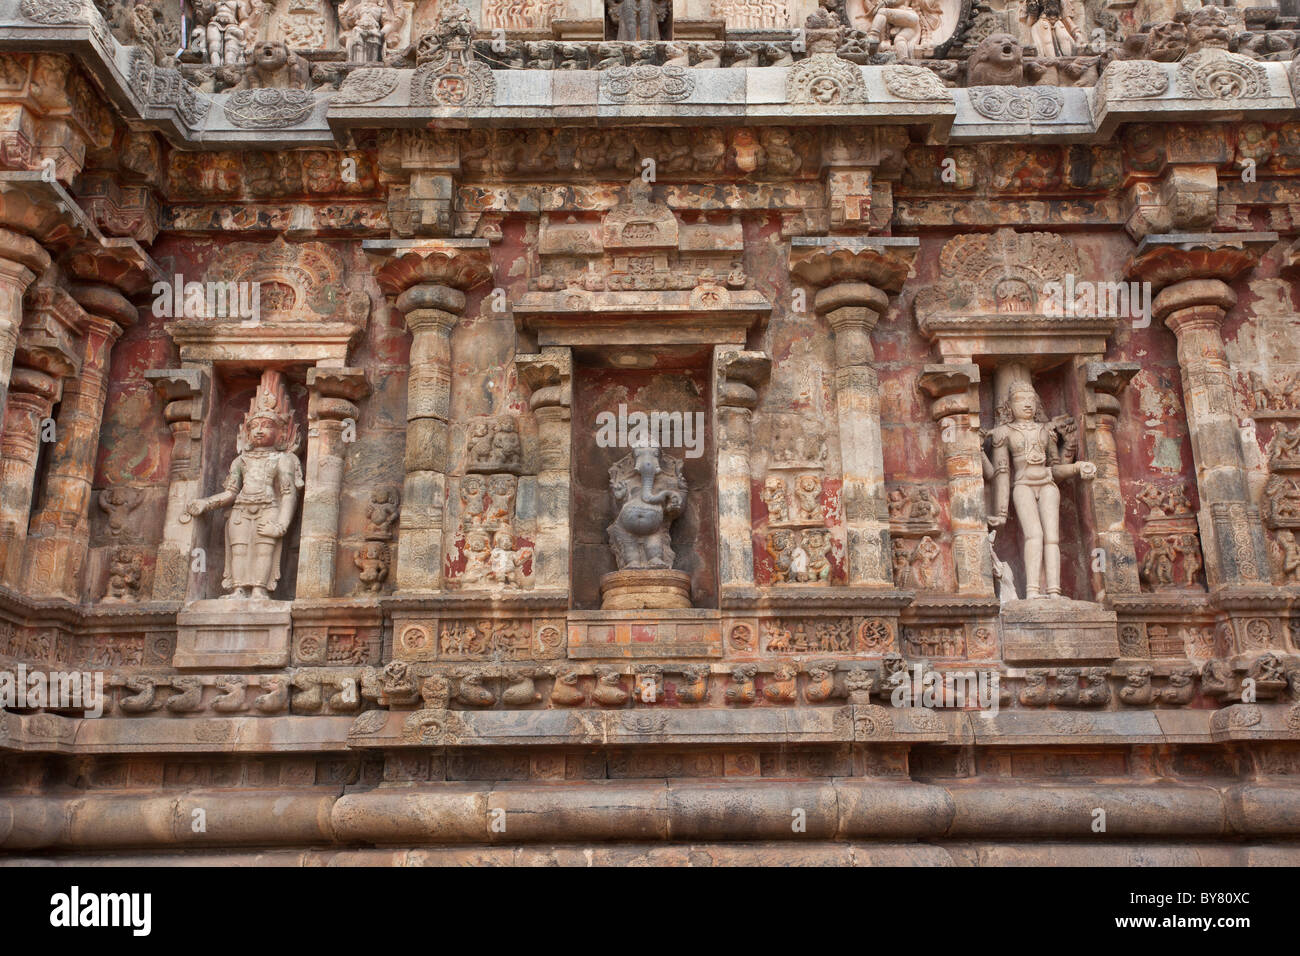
[986,380,1095,600]
[185,370,304,600]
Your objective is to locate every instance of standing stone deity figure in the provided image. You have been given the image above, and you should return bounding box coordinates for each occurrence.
[608,0,670,41]
[336,0,407,63]
[607,443,687,570]
[195,0,264,66]
[1020,0,1081,57]
[846,0,920,58]
[185,371,304,600]
[987,382,1096,599]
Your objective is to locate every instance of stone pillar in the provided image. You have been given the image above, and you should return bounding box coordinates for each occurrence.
[714,348,771,593]
[518,347,571,592]
[0,356,73,585]
[146,367,210,602]
[365,240,491,593]
[1158,282,1270,586]
[917,364,994,596]
[394,285,461,591]
[790,238,918,588]
[296,367,368,599]
[0,228,49,424]
[22,285,133,599]
[1080,361,1141,600]
[1129,235,1276,593]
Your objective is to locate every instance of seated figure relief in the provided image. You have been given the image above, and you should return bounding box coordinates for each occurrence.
[607,443,687,571]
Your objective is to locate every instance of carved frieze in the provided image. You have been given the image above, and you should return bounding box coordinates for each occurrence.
[223,88,316,128]
[1176,49,1269,100]
[602,65,695,103]
[968,86,1064,121]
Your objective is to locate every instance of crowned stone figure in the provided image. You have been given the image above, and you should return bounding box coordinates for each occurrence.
[186,370,304,600]
[987,380,1095,600]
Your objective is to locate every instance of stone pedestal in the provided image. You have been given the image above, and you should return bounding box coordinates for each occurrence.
[569,606,722,658]
[599,569,692,610]
[1000,599,1120,664]
[175,599,292,669]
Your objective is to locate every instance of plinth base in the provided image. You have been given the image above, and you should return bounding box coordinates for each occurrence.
[1000,597,1118,664]
[175,598,292,669]
[600,569,692,610]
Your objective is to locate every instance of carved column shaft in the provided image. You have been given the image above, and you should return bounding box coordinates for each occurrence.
[0,228,50,426]
[1157,280,1270,588]
[918,364,994,596]
[1079,361,1141,599]
[820,283,892,587]
[0,366,62,585]
[297,367,368,599]
[147,367,210,602]
[715,348,771,592]
[396,284,463,591]
[519,348,571,591]
[22,285,132,599]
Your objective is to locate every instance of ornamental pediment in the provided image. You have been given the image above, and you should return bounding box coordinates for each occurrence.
[913,228,1119,359]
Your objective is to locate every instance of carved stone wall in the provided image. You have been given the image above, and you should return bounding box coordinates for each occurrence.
[1,1,1300,867]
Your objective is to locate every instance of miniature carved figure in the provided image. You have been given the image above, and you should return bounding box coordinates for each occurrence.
[364,489,399,539]
[99,487,144,538]
[606,444,687,570]
[467,417,524,473]
[762,476,789,523]
[794,473,823,523]
[336,0,407,63]
[892,538,912,587]
[354,540,391,593]
[788,535,809,580]
[987,382,1096,599]
[767,529,795,583]
[185,370,303,600]
[461,529,492,585]
[801,529,832,583]
[487,530,531,589]
[488,474,517,525]
[1140,535,1175,589]
[460,475,487,526]
[1177,534,1203,588]
[104,547,144,602]
[234,40,311,89]
[1275,529,1300,584]
[911,535,941,588]
[1020,0,1080,57]
[847,0,920,59]
[196,0,262,66]
[968,33,1033,86]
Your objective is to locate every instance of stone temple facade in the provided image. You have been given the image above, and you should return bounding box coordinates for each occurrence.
[2,0,1300,866]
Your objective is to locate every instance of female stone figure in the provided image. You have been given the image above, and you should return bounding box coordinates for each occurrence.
[987,381,1095,599]
[186,370,303,599]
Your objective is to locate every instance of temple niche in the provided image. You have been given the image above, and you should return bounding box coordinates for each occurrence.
[186,369,305,602]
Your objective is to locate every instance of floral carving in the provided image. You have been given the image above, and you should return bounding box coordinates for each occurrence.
[223,88,316,128]
[883,65,950,101]
[603,65,695,103]
[20,0,86,23]
[332,68,400,105]
[968,86,1064,122]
